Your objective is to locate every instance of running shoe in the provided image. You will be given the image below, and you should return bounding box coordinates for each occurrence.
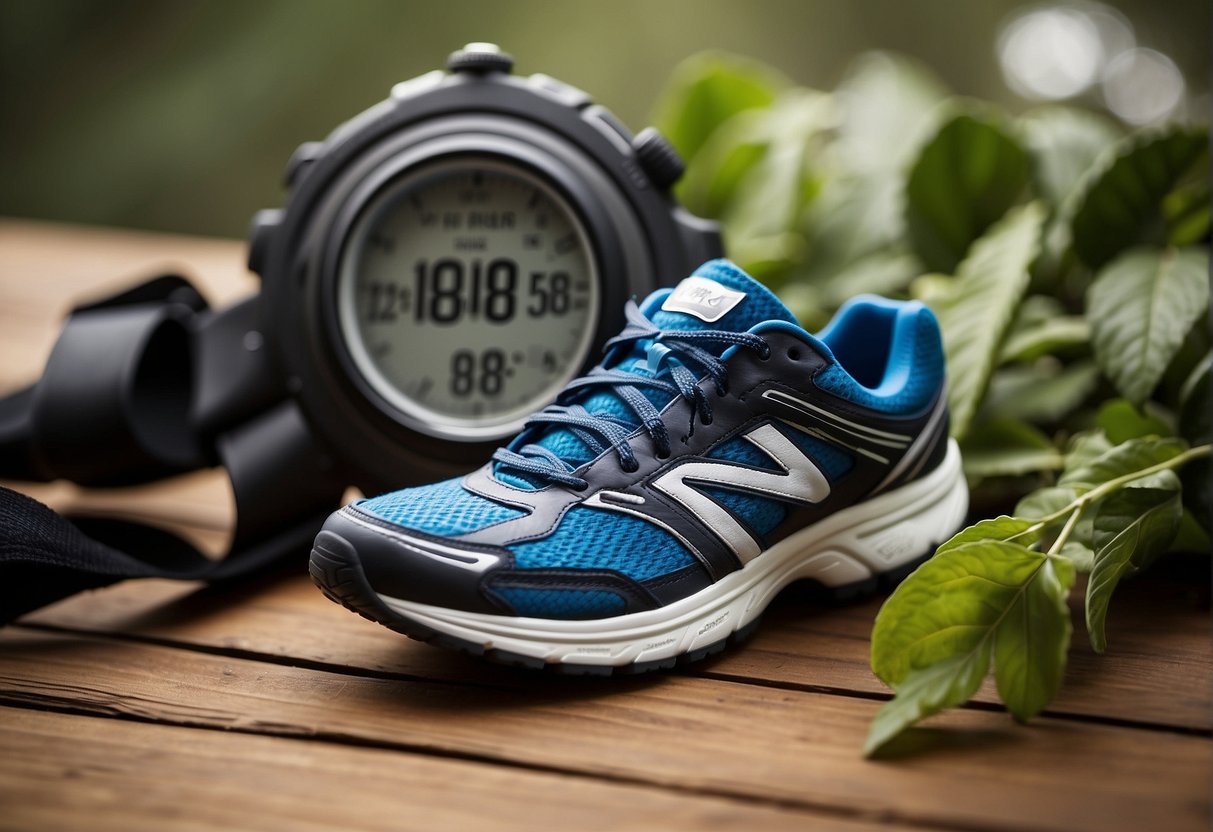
[310,259,968,673]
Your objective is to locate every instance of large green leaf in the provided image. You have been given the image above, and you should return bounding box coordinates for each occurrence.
[650,51,787,165]
[961,418,1064,479]
[981,360,1100,424]
[906,112,1031,272]
[1096,399,1173,445]
[928,201,1045,438]
[868,539,1073,750]
[1059,435,1187,490]
[994,556,1075,720]
[999,316,1090,363]
[1086,246,1210,406]
[1087,472,1183,652]
[1071,127,1208,269]
[834,51,948,175]
[1020,106,1121,208]
[871,541,1048,685]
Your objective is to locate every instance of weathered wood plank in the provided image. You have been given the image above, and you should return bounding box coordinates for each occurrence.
[0,630,1206,832]
[0,707,896,832]
[23,561,1212,732]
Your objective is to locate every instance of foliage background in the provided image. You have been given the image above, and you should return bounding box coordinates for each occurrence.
[2,0,1209,238]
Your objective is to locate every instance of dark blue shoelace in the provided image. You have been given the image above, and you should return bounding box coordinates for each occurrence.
[492,301,772,490]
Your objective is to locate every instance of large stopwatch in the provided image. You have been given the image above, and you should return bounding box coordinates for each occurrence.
[251,42,722,489]
[0,43,721,553]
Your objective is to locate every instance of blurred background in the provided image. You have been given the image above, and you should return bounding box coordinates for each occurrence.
[1,0,1207,239]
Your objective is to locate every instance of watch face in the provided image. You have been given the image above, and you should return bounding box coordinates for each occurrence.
[337,157,600,441]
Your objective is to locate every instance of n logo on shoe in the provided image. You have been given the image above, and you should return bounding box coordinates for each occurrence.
[651,423,830,563]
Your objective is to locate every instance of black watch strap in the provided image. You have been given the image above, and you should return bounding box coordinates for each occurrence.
[0,275,347,624]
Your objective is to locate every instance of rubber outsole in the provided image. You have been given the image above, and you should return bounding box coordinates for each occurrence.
[309,527,933,676]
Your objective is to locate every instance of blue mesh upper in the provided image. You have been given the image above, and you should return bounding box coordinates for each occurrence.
[813,298,943,416]
[490,586,627,619]
[509,506,695,581]
[358,478,524,536]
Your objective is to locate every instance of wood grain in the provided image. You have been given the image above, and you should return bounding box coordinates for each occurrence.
[0,708,906,832]
[22,562,1212,732]
[0,629,1207,832]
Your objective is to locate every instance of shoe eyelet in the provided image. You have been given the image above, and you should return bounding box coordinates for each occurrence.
[655,449,671,460]
[759,346,772,361]
[702,416,714,426]
[787,347,802,361]
[622,460,640,473]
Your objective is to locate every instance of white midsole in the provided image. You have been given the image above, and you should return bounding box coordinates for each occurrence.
[379,439,968,667]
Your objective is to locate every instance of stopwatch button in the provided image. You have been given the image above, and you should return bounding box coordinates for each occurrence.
[447,42,514,74]
[247,209,282,276]
[631,128,685,190]
[284,141,323,187]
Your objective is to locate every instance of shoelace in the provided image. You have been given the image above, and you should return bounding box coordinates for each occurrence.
[492,301,772,490]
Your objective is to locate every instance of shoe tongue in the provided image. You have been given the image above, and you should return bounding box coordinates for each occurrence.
[496,260,799,487]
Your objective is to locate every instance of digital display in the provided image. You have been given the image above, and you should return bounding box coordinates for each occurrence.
[337,158,599,440]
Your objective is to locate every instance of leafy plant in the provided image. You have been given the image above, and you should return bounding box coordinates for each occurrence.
[652,51,1210,755]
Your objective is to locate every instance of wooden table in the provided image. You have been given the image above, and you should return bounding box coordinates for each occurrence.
[1,218,1209,832]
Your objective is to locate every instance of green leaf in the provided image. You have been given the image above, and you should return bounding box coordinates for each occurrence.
[723,90,834,239]
[928,201,1046,438]
[1015,486,1078,521]
[906,112,1031,272]
[1060,435,1187,490]
[1087,471,1183,652]
[1020,106,1121,207]
[1086,246,1210,406]
[1178,352,1211,446]
[961,419,1064,479]
[677,109,771,218]
[999,316,1090,363]
[936,516,1041,555]
[869,539,1074,749]
[651,51,787,165]
[994,556,1075,720]
[1163,177,1211,246]
[835,51,948,174]
[864,649,991,757]
[1071,126,1208,270]
[1096,399,1174,444]
[1057,541,1094,573]
[871,541,1048,686]
[1063,430,1113,472]
[981,360,1100,424]
[1177,353,1211,531]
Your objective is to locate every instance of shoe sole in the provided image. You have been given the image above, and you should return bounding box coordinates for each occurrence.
[310,439,968,675]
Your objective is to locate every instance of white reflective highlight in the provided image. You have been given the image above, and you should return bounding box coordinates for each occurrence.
[1102,48,1186,125]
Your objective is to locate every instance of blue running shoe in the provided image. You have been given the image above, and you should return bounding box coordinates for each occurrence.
[310,260,968,673]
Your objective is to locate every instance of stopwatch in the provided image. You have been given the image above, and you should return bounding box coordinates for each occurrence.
[250,42,722,489]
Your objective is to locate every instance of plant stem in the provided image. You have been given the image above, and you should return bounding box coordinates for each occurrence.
[1023,443,1212,537]
[1047,507,1084,556]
